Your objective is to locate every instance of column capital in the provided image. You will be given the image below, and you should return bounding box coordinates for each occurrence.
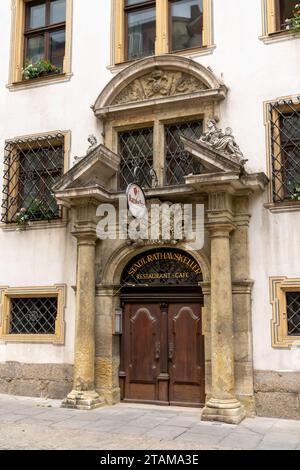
[207,222,236,238]
[72,223,98,246]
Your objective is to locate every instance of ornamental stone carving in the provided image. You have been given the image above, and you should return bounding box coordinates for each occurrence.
[113,70,208,105]
[198,119,248,165]
[127,200,185,248]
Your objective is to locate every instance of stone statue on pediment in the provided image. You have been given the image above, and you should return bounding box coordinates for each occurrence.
[199,119,246,163]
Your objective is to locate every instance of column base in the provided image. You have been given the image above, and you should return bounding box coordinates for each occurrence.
[61,390,105,410]
[201,398,246,425]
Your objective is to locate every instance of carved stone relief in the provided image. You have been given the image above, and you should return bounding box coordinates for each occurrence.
[113,70,208,105]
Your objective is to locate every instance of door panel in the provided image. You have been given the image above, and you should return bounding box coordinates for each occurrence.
[123,303,162,403]
[168,303,205,406]
[121,301,205,406]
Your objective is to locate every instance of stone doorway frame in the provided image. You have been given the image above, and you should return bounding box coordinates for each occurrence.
[95,243,210,408]
[54,55,268,423]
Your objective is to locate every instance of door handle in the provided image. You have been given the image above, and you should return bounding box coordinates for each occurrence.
[169,342,174,360]
[155,341,160,359]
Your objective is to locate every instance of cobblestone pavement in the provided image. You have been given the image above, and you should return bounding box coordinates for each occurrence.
[0,394,300,450]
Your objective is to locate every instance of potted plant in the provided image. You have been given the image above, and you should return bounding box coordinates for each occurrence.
[22,59,61,81]
[284,4,300,32]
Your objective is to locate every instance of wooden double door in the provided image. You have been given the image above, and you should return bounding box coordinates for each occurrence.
[120,300,205,407]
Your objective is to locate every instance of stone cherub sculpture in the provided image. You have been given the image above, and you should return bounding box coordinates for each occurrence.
[198,119,247,164]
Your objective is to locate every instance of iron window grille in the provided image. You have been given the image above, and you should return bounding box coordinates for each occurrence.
[119,127,154,190]
[1,133,64,223]
[9,297,58,335]
[286,292,300,337]
[165,121,203,186]
[269,97,300,203]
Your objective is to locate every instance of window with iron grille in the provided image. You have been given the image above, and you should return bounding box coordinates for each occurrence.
[269,97,300,203]
[119,127,154,190]
[286,292,300,336]
[10,297,57,335]
[165,121,203,186]
[1,134,64,224]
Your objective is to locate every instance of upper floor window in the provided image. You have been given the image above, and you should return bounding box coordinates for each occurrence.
[125,0,156,60]
[8,0,73,88]
[1,132,69,225]
[268,97,300,204]
[170,0,204,52]
[24,0,66,71]
[113,0,212,64]
[265,0,300,35]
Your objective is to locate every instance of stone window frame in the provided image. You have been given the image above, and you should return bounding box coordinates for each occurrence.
[105,104,217,189]
[0,129,71,231]
[0,285,66,344]
[270,277,300,349]
[260,0,300,43]
[110,0,214,67]
[8,0,73,90]
[264,95,300,213]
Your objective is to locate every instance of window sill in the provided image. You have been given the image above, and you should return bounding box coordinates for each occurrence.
[0,334,64,345]
[0,218,69,232]
[108,46,216,73]
[259,30,300,44]
[7,72,73,91]
[264,201,300,213]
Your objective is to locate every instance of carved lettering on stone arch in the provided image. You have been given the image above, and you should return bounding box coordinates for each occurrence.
[113,70,208,105]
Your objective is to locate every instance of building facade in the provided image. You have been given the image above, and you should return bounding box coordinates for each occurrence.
[0,0,299,423]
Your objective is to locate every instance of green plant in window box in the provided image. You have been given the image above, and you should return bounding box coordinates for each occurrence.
[288,181,300,201]
[15,208,30,231]
[284,4,300,32]
[291,187,300,201]
[16,199,57,230]
[22,59,61,81]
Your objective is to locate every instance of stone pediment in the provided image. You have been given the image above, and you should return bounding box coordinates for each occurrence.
[112,70,208,105]
[53,144,120,193]
[181,135,246,174]
[93,56,227,118]
[181,123,269,193]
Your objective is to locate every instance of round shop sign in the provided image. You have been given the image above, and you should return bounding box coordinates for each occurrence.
[126,183,147,219]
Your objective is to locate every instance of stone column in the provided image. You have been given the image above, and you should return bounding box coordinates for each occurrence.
[202,223,245,424]
[62,202,103,410]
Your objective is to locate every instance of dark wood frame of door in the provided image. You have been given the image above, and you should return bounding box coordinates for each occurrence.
[119,287,205,407]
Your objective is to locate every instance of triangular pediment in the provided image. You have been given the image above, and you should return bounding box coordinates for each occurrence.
[53,144,120,192]
[181,135,247,174]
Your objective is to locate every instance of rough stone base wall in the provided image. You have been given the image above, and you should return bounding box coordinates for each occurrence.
[254,371,300,420]
[0,362,73,399]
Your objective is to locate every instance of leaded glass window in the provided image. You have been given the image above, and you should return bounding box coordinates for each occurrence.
[165,121,203,185]
[1,134,64,223]
[119,127,154,189]
[269,97,300,202]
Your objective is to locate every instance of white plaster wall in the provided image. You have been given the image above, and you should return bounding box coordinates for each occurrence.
[0,0,299,370]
